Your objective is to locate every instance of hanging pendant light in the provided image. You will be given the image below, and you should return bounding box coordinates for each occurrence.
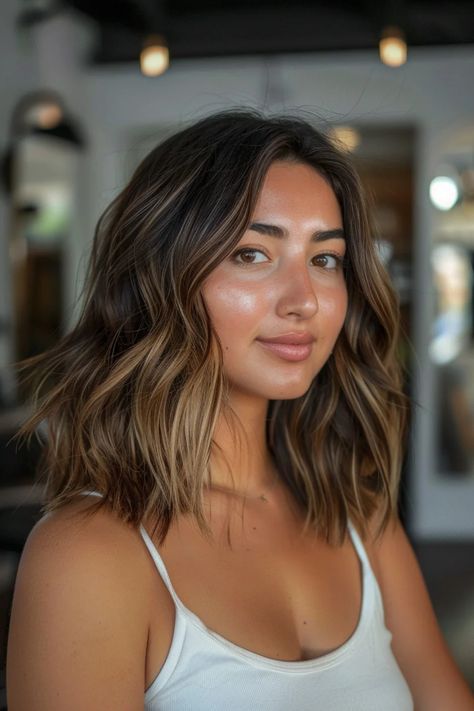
[379,25,407,67]
[140,34,169,77]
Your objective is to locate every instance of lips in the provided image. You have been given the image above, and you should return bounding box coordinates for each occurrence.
[255,332,315,362]
[257,332,315,345]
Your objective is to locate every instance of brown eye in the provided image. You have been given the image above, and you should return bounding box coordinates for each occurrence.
[231,248,268,265]
[313,253,344,270]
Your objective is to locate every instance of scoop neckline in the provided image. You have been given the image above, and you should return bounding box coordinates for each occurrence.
[139,519,373,673]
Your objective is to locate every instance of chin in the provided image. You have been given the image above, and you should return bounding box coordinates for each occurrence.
[256,378,315,401]
[272,385,313,401]
[228,366,321,401]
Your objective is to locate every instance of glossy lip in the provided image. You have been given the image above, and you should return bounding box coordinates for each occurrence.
[256,331,315,345]
[257,340,313,362]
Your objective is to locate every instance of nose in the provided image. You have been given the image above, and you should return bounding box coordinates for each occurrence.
[276,262,319,319]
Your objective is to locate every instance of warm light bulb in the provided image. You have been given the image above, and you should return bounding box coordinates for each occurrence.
[36,102,62,128]
[25,101,63,129]
[329,125,361,153]
[140,34,169,77]
[379,26,407,67]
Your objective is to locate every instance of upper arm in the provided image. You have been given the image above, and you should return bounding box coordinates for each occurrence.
[367,513,474,711]
[6,506,150,710]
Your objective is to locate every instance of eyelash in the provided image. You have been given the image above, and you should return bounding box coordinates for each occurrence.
[230,248,346,270]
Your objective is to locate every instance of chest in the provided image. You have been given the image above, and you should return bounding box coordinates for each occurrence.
[144,498,364,689]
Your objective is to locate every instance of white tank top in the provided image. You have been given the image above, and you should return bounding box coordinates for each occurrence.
[80,490,414,710]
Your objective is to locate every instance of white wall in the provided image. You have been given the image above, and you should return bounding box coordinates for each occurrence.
[1,2,474,538]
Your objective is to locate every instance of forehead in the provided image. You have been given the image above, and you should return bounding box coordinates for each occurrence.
[254,161,342,223]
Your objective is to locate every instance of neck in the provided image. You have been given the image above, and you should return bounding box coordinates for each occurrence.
[207,392,276,495]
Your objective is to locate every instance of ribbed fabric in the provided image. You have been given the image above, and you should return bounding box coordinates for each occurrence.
[80,490,414,710]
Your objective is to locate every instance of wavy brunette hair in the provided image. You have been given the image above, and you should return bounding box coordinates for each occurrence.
[14,108,409,547]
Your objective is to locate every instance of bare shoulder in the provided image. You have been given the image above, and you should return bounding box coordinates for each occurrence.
[6,496,152,710]
[362,509,474,711]
[20,495,152,568]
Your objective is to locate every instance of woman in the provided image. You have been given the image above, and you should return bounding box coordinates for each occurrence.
[6,110,473,710]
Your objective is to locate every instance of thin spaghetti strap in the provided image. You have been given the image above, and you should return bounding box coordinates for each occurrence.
[347,519,371,570]
[348,518,386,622]
[138,524,180,603]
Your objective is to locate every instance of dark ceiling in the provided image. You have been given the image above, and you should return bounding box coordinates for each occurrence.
[20,0,474,64]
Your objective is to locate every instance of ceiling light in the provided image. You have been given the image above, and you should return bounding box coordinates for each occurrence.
[379,26,407,67]
[330,125,361,153]
[140,34,169,77]
[32,101,63,129]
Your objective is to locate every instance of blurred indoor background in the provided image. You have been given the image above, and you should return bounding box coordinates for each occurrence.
[1,0,474,706]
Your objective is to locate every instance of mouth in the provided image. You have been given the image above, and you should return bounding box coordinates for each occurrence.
[256,340,313,362]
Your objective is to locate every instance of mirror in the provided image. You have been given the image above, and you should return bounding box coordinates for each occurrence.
[430,126,474,480]
[4,91,84,402]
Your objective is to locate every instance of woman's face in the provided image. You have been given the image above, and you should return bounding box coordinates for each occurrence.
[201,160,348,401]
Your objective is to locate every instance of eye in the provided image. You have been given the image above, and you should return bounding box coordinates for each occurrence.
[313,252,345,270]
[231,248,269,265]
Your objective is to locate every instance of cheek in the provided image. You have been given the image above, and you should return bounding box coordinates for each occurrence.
[318,286,348,348]
[320,283,348,322]
[202,279,267,344]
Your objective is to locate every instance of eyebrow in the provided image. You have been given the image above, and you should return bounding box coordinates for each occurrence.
[248,222,346,243]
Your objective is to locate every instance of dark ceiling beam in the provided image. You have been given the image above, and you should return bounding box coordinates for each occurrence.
[134,0,166,30]
[53,0,474,64]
